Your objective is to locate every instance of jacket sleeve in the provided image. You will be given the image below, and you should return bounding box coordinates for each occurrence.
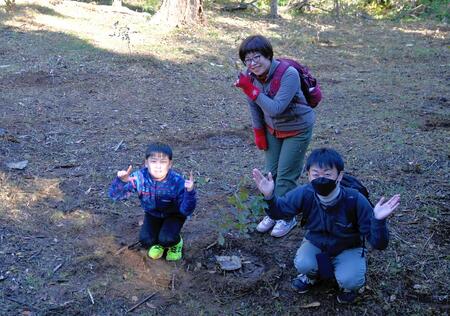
[265,186,305,219]
[177,181,197,217]
[108,172,139,201]
[356,194,389,250]
[248,100,265,129]
[254,67,301,116]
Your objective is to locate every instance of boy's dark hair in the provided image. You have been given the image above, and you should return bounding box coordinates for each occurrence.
[145,142,173,160]
[239,35,273,63]
[305,148,344,173]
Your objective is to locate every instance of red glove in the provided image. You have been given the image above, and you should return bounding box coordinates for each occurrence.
[236,73,260,101]
[253,128,268,150]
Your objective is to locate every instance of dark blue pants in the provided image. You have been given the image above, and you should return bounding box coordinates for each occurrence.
[139,213,186,249]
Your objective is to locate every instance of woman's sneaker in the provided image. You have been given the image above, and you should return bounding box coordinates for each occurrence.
[270,218,297,237]
[148,244,164,259]
[292,274,316,293]
[256,216,276,233]
[166,237,183,261]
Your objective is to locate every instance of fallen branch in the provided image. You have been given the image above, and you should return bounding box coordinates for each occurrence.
[221,0,257,12]
[114,140,124,151]
[205,241,217,250]
[397,4,425,19]
[6,297,40,312]
[53,262,64,274]
[115,241,141,255]
[126,292,157,313]
[87,288,95,305]
[422,232,434,250]
[27,249,43,262]
[171,273,175,292]
[288,0,310,11]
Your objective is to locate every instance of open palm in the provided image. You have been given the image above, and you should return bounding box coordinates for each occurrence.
[185,171,195,192]
[252,168,274,198]
[374,194,401,220]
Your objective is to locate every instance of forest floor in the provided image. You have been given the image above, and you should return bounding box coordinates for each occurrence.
[0,0,449,315]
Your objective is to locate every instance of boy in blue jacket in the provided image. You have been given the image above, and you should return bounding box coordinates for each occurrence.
[252,148,400,303]
[109,142,196,261]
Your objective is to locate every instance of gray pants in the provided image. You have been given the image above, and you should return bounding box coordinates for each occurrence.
[294,239,366,291]
[264,126,313,197]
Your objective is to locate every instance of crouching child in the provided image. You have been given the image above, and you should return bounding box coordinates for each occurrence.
[252,148,400,303]
[109,142,196,261]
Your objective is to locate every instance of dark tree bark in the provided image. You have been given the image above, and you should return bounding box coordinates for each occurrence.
[334,0,340,20]
[270,0,278,18]
[151,0,205,27]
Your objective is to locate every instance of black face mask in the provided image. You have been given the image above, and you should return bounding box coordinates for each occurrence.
[311,177,337,196]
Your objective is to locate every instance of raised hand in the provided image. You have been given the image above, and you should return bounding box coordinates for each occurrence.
[117,165,135,182]
[234,73,260,101]
[252,168,274,198]
[185,171,195,192]
[373,194,400,220]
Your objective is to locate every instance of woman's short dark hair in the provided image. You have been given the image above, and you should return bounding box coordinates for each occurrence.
[239,35,273,63]
[305,148,345,173]
[145,142,173,160]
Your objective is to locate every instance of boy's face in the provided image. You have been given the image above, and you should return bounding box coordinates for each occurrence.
[307,164,343,182]
[145,153,172,181]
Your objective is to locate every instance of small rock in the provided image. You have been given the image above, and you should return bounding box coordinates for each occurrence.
[0,128,6,136]
[215,255,241,271]
[6,160,28,170]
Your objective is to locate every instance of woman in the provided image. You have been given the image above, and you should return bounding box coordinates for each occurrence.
[235,35,315,237]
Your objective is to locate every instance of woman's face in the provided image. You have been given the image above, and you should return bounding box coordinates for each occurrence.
[244,52,271,76]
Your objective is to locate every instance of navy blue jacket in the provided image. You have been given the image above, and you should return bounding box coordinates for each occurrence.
[265,184,388,256]
[109,168,196,218]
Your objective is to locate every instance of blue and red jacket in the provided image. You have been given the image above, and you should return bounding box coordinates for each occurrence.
[109,168,196,218]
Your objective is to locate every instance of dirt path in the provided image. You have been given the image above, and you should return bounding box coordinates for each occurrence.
[0,1,449,315]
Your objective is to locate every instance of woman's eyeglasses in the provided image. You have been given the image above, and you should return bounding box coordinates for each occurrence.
[244,54,261,66]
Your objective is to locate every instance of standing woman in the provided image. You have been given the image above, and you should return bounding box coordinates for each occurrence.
[235,35,315,237]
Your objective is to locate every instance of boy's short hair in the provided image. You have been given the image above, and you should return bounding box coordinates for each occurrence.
[145,142,173,160]
[239,35,273,63]
[305,148,344,173]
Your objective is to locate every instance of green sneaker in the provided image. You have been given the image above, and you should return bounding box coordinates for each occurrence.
[166,238,183,261]
[148,244,164,259]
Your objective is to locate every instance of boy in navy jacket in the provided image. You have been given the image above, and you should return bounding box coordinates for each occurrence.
[252,148,400,303]
[109,142,196,261]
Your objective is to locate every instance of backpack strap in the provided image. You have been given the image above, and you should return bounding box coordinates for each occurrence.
[299,187,315,227]
[268,61,290,98]
[344,189,366,258]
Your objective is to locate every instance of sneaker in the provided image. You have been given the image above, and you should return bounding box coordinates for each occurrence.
[148,244,164,259]
[166,237,183,261]
[292,274,315,293]
[337,290,358,304]
[270,218,297,237]
[256,216,276,233]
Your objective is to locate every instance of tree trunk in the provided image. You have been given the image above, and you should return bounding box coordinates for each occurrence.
[333,0,340,21]
[112,0,122,7]
[151,0,205,27]
[270,0,278,18]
